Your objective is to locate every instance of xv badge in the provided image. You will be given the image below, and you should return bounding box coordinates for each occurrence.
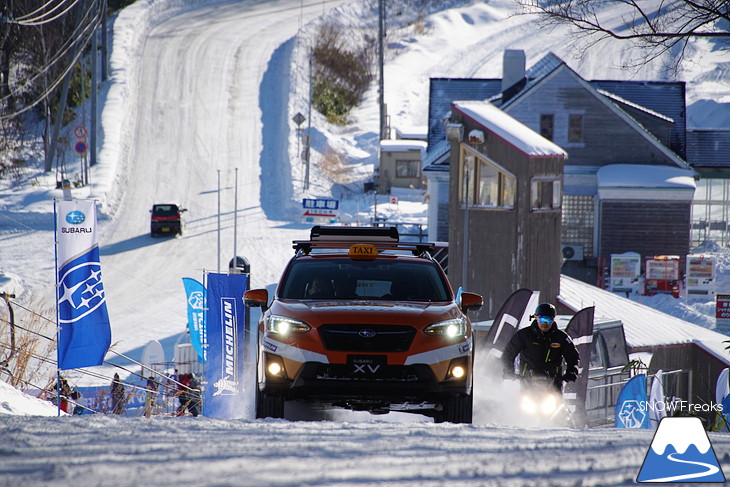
[637,417,725,483]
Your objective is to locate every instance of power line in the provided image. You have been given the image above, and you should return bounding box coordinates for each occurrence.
[16,0,82,26]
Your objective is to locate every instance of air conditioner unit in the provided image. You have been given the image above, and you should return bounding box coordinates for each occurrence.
[562,245,584,261]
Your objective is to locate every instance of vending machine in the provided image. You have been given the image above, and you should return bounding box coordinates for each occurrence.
[644,255,680,297]
[685,254,715,300]
[609,252,642,295]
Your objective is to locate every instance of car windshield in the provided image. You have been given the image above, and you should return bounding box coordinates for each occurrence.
[278,258,451,302]
[152,205,178,217]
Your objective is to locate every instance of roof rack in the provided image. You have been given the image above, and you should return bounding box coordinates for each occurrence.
[293,238,435,257]
[309,225,399,242]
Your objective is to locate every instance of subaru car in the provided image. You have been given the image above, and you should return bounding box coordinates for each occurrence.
[243,226,483,423]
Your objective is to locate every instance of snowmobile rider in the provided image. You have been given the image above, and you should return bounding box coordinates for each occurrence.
[501,303,580,393]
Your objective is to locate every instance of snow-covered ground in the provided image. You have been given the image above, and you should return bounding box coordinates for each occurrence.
[1,0,730,484]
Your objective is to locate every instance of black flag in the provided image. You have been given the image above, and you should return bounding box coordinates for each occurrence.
[481,288,536,365]
[564,306,595,427]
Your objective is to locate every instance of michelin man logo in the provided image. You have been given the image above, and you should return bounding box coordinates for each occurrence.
[637,417,725,483]
[617,399,647,428]
[212,376,239,396]
[57,261,106,323]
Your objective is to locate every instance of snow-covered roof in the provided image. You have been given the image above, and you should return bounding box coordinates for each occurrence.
[453,100,567,157]
[597,164,696,200]
[558,274,730,367]
[380,139,428,152]
[597,165,696,189]
[596,89,674,123]
[395,125,428,141]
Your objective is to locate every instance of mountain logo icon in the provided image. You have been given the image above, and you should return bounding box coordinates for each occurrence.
[637,417,726,483]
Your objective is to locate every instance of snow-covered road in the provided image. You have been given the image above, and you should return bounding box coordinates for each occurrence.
[6,413,729,487]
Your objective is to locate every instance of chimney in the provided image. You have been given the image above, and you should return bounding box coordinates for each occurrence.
[501,49,526,94]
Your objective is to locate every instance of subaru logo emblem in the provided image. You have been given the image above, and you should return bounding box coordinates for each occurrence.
[359,329,376,338]
[65,211,86,225]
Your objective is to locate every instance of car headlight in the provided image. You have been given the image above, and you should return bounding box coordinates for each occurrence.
[424,317,467,337]
[265,315,311,335]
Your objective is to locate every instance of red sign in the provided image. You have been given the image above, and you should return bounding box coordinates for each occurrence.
[716,294,730,320]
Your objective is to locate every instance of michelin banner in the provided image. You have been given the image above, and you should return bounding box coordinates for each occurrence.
[182,277,206,364]
[204,273,248,418]
[55,199,112,370]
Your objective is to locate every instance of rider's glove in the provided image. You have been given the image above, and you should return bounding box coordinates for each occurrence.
[502,369,518,381]
[562,371,577,382]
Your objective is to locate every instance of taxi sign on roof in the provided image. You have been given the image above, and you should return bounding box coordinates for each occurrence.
[349,244,377,259]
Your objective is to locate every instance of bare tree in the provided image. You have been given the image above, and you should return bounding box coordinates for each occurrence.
[516,0,730,68]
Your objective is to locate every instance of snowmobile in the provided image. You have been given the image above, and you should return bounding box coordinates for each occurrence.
[518,374,575,427]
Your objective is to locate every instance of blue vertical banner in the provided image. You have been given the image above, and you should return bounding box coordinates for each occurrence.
[204,273,248,418]
[615,374,650,429]
[182,277,207,364]
[55,199,112,370]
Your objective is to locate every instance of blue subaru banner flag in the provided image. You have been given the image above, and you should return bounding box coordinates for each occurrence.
[204,273,248,418]
[615,374,650,429]
[55,199,112,370]
[182,277,206,364]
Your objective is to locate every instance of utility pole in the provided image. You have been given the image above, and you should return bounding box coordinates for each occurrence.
[378,0,385,140]
[304,53,313,191]
[90,11,98,170]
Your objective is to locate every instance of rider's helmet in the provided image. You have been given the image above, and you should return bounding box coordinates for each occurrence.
[534,303,557,324]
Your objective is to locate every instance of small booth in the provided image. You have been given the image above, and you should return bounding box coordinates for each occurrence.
[609,252,642,295]
[644,255,680,297]
[685,254,715,300]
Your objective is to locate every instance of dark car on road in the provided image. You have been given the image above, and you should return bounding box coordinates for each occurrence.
[150,203,186,237]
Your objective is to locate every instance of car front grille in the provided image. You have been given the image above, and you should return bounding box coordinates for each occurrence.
[318,324,416,352]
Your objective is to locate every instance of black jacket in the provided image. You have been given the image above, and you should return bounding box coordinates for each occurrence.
[502,321,580,381]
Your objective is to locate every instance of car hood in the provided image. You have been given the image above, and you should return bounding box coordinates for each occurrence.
[268,299,463,327]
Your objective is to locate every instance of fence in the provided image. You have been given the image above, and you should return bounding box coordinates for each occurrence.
[585,368,690,427]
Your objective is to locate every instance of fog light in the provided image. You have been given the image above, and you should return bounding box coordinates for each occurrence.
[267,362,282,376]
[450,365,466,379]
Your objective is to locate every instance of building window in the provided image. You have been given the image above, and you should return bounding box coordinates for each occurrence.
[540,114,554,140]
[531,177,562,210]
[395,160,419,178]
[568,114,583,143]
[460,146,515,209]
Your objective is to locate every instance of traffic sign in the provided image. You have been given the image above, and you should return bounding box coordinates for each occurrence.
[74,126,87,138]
[293,112,306,126]
[74,141,88,154]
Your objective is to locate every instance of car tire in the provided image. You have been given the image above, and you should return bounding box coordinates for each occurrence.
[255,388,285,419]
[437,393,473,424]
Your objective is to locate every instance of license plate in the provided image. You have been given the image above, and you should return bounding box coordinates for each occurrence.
[161,227,170,232]
[348,355,386,375]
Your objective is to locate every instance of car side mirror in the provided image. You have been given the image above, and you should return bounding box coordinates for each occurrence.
[243,289,269,310]
[460,291,483,312]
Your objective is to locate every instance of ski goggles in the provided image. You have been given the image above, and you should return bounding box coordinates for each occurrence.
[537,315,554,324]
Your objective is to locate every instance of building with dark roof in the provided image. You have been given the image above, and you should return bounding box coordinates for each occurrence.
[426,50,697,292]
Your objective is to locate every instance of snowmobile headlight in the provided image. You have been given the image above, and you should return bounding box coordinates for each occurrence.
[425,318,466,337]
[266,315,311,335]
[520,395,538,415]
[540,394,559,415]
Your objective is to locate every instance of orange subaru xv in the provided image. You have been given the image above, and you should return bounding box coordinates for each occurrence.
[243,226,483,422]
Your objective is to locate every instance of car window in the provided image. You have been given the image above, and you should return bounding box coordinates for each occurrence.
[152,205,178,216]
[279,259,451,301]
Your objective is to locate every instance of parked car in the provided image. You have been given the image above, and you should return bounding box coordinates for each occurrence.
[150,203,186,237]
[243,225,483,423]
